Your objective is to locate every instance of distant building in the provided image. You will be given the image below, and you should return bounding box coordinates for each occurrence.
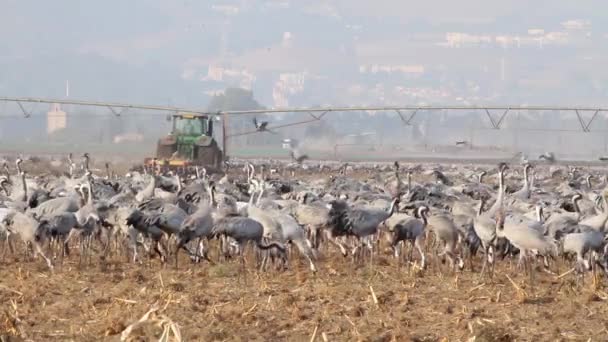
[113,132,144,144]
[528,28,545,36]
[47,103,67,135]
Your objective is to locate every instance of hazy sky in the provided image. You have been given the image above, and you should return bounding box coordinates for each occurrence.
[1,1,607,106]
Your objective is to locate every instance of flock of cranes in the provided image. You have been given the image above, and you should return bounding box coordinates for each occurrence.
[1,153,608,286]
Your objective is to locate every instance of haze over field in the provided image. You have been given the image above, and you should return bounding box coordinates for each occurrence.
[2,1,607,106]
[1,1,608,159]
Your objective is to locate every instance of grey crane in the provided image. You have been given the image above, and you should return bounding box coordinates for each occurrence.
[384,161,404,199]
[211,215,286,272]
[175,184,216,266]
[384,206,429,269]
[135,174,157,203]
[544,194,583,239]
[485,163,508,219]
[153,203,188,236]
[289,149,309,164]
[472,165,508,271]
[0,207,13,256]
[63,180,109,264]
[104,206,144,262]
[512,163,533,201]
[538,152,555,162]
[578,189,608,231]
[39,211,100,264]
[474,197,499,278]
[28,183,84,218]
[292,192,330,249]
[246,180,283,241]
[428,213,464,271]
[252,117,277,134]
[267,208,317,272]
[125,209,169,263]
[562,228,606,274]
[246,180,295,270]
[1,210,53,270]
[5,171,29,211]
[326,197,400,261]
[496,209,557,284]
[175,204,214,265]
[154,174,182,202]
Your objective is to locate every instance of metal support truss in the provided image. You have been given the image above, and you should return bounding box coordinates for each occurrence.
[395,109,418,125]
[0,96,606,133]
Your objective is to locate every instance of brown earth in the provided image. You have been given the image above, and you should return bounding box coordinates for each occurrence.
[1,246,607,342]
[1,158,607,341]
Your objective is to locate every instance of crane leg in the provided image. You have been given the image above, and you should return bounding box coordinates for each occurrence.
[33,241,53,271]
[415,236,426,270]
[479,245,489,280]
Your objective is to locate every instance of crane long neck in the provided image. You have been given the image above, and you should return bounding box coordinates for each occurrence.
[387,199,398,217]
[572,196,581,219]
[208,186,216,207]
[249,164,255,183]
[536,206,544,223]
[257,187,265,205]
[496,170,505,205]
[477,199,485,216]
[419,209,428,226]
[87,181,94,205]
[0,181,7,196]
[21,173,27,202]
[146,176,156,195]
[248,185,258,206]
[176,175,182,193]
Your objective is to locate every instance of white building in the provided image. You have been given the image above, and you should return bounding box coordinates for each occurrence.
[47,103,66,134]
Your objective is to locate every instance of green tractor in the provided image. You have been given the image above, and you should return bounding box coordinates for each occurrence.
[145,113,224,170]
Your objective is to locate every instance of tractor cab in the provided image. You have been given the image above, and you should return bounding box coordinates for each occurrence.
[172,113,213,137]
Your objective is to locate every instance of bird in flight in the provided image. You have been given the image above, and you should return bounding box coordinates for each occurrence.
[290,150,309,164]
[253,117,277,134]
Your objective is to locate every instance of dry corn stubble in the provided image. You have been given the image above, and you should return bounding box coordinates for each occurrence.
[0,160,607,341]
